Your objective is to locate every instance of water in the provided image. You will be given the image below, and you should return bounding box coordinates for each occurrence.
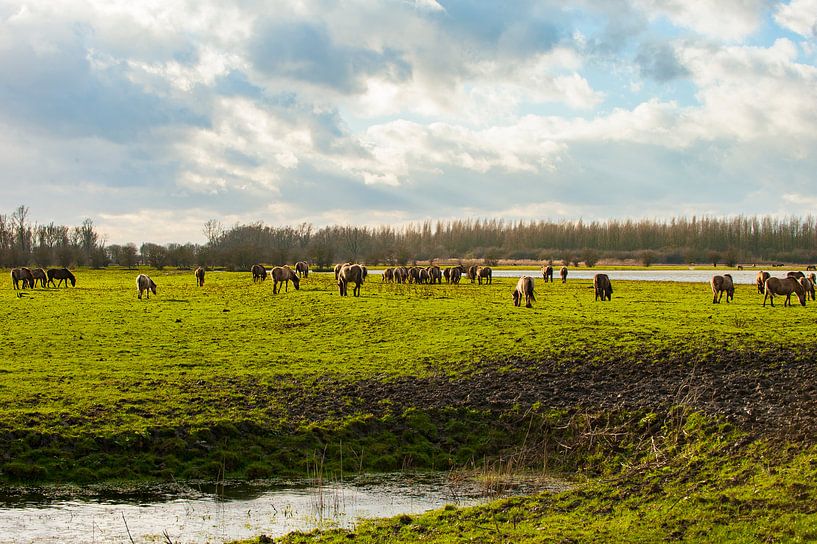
[490,268,768,284]
[0,473,568,543]
[370,268,789,285]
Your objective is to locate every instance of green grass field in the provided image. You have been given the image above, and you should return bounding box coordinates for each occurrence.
[2,268,809,440]
[3,267,816,541]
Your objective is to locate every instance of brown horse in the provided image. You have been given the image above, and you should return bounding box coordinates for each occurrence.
[338,263,363,296]
[47,268,76,287]
[136,274,157,299]
[11,268,34,289]
[393,266,408,284]
[756,271,770,294]
[271,266,300,294]
[334,262,352,281]
[195,267,205,287]
[560,266,568,283]
[295,261,309,278]
[799,276,816,301]
[594,273,613,301]
[809,273,816,285]
[31,268,48,288]
[427,265,442,284]
[450,266,462,284]
[477,266,492,285]
[512,276,535,308]
[763,277,806,307]
[251,264,267,282]
[418,268,430,284]
[711,274,734,303]
[382,267,394,282]
[542,265,553,283]
[467,265,478,283]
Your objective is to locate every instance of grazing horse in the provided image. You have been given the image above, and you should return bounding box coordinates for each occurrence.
[407,267,421,284]
[418,268,431,284]
[47,268,76,287]
[443,267,451,283]
[450,266,462,284]
[477,266,492,285]
[427,266,442,284]
[334,262,352,281]
[11,268,34,289]
[542,265,553,283]
[799,276,816,301]
[251,264,267,282]
[31,268,47,288]
[763,277,806,307]
[711,274,734,304]
[807,265,816,271]
[383,267,394,282]
[756,271,770,294]
[467,265,478,283]
[393,266,408,284]
[338,263,364,297]
[560,266,568,283]
[195,267,205,287]
[271,266,300,294]
[593,273,613,301]
[512,276,536,308]
[136,274,157,299]
[809,273,816,285]
[295,261,309,278]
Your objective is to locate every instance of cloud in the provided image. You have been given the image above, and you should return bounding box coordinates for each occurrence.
[678,38,817,143]
[633,0,766,41]
[774,0,817,38]
[248,19,412,95]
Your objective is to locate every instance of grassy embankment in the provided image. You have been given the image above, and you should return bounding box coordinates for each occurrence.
[2,268,816,541]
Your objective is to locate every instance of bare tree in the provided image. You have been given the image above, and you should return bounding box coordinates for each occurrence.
[203,219,224,246]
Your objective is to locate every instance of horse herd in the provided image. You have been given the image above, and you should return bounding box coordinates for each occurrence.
[10,267,76,289]
[9,263,816,309]
[380,264,493,285]
[709,270,816,307]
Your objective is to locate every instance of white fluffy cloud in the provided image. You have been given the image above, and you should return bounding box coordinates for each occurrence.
[774,0,817,38]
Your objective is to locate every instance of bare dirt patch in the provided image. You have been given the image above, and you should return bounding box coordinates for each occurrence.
[270,349,816,442]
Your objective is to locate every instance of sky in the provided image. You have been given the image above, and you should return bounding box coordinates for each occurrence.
[1,0,816,245]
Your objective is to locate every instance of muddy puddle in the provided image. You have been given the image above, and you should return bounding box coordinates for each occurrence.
[0,472,569,543]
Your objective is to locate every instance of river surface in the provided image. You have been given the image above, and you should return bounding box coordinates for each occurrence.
[370,268,792,285]
[0,473,568,543]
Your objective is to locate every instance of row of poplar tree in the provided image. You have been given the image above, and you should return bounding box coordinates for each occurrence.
[2,206,816,270]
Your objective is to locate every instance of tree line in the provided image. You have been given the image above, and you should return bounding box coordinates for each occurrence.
[2,205,816,269]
